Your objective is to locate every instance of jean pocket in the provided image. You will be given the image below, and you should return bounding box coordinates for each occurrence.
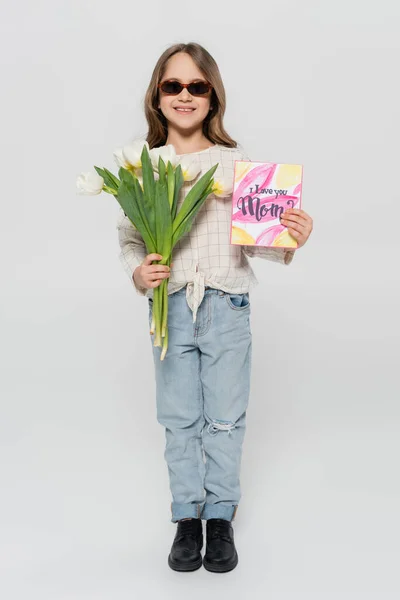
[225,292,250,311]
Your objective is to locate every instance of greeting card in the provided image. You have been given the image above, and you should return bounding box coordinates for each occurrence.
[230,161,303,248]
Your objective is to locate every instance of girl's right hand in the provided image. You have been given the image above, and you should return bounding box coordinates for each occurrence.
[133,254,171,289]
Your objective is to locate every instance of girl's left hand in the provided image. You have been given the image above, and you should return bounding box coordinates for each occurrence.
[280,208,313,248]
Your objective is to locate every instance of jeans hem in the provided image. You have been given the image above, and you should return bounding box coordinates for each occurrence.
[170,502,204,522]
[201,503,238,521]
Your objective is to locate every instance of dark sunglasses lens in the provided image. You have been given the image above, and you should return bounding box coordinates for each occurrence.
[161,81,182,94]
[188,82,209,95]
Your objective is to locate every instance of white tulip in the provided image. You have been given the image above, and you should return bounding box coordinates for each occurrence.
[178,156,201,182]
[122,139,150,169]
[135,173,144,189]
[76,171,104,195]
[113,147,130,169]
[212,176,233,198]
[149,144,178,171]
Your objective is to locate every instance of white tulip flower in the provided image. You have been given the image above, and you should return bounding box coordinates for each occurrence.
[178,156,201,182]
[113,140,149,171]
[136,173,144,189]
[149,144,178,171]
[212,176,234,198]
[113,147,130,169]
[122,139,150,170]
[76,171,104,195]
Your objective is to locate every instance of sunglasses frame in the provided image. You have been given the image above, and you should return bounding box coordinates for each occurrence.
[157,79,213,96]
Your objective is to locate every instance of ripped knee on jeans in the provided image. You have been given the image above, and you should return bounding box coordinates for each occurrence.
[206,418,236,436]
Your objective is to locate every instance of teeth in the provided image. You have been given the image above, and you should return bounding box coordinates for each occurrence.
[175,108,194,112]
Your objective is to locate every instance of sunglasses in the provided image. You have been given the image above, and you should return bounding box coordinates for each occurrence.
[158,79,213,96]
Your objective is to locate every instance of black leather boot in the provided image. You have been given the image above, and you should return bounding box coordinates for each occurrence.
[168,518,203,571]
[203,518,238,572]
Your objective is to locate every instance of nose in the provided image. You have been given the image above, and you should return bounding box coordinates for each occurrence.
[177,87,192,101]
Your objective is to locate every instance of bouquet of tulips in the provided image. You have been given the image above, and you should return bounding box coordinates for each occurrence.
[77,140,232,360]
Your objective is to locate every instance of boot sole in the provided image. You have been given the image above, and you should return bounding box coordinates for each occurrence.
[168,554,203,572]
[203,551,238,573]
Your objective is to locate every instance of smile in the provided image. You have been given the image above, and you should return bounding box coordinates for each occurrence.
[174,108,195,113]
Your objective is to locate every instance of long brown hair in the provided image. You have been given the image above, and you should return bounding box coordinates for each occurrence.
[143,42,238,150]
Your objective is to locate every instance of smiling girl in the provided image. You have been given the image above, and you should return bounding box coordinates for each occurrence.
[117,42,313,573]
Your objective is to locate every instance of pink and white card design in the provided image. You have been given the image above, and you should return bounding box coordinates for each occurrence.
[230,161,303,248]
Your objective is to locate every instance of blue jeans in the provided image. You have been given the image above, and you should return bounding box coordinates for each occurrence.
[148,286,252,523]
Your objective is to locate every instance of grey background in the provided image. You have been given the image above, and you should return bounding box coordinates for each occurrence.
[1,1,399,598]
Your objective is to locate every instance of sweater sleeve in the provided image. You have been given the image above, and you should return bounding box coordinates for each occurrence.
[242,244,296,265]
[236,145,296,266]
[116,209,148,295]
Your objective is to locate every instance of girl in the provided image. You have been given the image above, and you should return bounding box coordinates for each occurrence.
[117,42,313,573]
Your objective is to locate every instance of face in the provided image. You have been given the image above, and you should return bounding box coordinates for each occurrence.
[158,52,213,134]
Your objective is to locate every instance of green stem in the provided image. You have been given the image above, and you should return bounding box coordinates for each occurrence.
[161,278,168,338]
[159,279,165,342]
[167,162,175,210]
[160,324,168,361]
[152,255,172,357]
[103,185,118,194]
[161,254,172,340]
[153,284,162,347]
[150,310,155,336]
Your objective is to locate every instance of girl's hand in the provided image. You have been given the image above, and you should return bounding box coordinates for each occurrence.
[280,208,313,248]
[133,254,171,289]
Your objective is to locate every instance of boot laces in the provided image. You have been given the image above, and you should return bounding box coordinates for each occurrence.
[176,519,201,541]
[208,519,232,543]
